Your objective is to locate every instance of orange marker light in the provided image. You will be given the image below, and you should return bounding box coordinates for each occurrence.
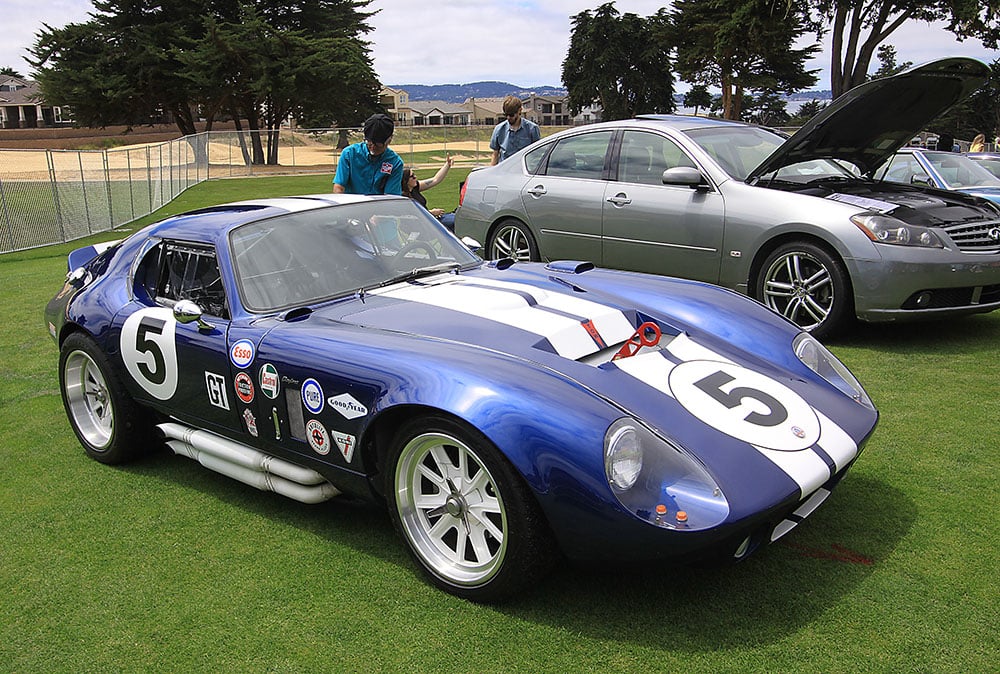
[655,504,668,516]
[676,511,688,523]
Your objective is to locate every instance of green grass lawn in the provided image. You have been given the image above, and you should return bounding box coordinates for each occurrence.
[1,176,997,672]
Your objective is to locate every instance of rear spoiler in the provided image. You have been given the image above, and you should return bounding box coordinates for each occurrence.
[67,240,120,272]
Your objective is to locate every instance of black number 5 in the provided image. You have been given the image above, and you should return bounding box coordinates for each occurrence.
[694,370,788,427]
[135,317,166,385]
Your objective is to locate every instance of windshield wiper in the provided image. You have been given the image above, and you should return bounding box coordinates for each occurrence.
[375,262,462,289]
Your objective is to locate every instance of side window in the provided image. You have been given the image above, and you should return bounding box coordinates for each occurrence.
[525,142,551,174]
[619,130,696,186]
[141,242,229,318]
[544,131,614,179]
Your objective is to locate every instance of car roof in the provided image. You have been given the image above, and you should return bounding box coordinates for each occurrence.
[749,57,990,179]
[144,193,396,247]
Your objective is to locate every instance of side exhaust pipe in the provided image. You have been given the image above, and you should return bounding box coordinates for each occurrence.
[159,422,341,504]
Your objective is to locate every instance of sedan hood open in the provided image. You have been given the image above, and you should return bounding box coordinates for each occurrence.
[749,57,990,181]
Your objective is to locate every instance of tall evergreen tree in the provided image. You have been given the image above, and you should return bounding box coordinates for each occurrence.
[562,3,675,121]
[669,0,819,120]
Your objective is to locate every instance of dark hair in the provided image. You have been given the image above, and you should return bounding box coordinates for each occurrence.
[363,113,394,143]
[402,168,426,207]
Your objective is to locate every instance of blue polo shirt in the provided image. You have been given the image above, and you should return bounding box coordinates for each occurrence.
[490,118,541,162]
[333,142,404,195]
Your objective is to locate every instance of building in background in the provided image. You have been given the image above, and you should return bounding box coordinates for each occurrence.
[0,76,71,129]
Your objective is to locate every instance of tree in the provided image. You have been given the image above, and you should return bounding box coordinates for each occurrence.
[1,67,25,78]
[812,1,1000,98]
[743,91,791,126]
[868,44,911,80]
[683,84,713,116]
[28,0,378,164]
[669,0,819,120]
[930,58,1000,143]
[562,3,675,121]
[787,98,828,125]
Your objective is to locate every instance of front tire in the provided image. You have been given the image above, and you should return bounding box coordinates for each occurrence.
[487,219,539,262]
[59,332,154,464]
[386,415,556,601]
[755,241,853,339]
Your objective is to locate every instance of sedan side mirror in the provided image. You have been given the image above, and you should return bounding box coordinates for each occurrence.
[662,166,707,189]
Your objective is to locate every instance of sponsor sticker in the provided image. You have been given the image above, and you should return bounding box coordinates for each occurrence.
[234,372,254,404]
[380,161,393,175]
[301,378,324,414]
[259,363,280,399]
[306,419,330,455]
[333,431,357,463]
[205,372,230,410]
[327,393,368,419]
[230,339,255,368]
[243,408,259,437]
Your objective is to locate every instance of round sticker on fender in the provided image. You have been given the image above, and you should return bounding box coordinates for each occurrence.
[668,360,820,451]
[120,307,179,400]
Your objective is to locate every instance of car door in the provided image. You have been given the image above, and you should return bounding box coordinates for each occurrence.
[519,130,614,262]
[600,130,726,283]
[118,240,242,435]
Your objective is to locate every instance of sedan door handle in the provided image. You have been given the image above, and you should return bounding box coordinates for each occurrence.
[606,193,632,207]
[526,185,547,198]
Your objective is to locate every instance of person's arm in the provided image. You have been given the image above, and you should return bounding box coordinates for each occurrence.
[419,156,453,190]
[489,123,503,166]
[332,183,346,194]
[491,148,500,166]
[384,159,404,195]
[333,149,350,192]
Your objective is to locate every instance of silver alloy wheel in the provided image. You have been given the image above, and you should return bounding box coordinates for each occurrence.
[490,224,533,261]
[394,431,508,587]
[762,250,834,331]
[63,349,114,449]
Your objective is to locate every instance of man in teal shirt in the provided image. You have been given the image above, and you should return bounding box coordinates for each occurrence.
[333,114,404,195]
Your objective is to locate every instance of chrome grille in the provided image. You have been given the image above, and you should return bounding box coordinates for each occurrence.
[943,220,1000,252]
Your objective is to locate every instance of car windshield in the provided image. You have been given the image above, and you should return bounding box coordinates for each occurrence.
[685,126,785,180]
[917,151,1000,188]
[230,199,481,312]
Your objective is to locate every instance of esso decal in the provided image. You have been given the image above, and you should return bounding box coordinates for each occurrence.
[230,339,255,368]
[120,307,179,400]
[306,419,330,455]
[668,360,820,452]
[301,378,324,414]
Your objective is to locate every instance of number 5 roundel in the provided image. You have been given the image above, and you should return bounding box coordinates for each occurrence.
[668,360,820,452]
[121,308,179,400]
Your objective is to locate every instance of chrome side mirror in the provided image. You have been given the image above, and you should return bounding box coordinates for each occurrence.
[173,299,214,331]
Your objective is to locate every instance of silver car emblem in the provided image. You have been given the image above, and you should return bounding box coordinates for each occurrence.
[989,227,1000,242]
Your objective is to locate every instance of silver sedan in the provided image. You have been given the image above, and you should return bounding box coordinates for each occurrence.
[456,58,1000,338]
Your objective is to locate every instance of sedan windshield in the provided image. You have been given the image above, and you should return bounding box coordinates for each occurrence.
[685,126,785,180]
[230,200,480,312]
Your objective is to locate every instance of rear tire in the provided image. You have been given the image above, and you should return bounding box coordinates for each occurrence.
[487,219,539,262]
[59,332,154,464]
[385,414,556,601]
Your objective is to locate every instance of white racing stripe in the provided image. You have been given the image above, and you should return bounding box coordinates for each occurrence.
[613,334,856,497]
[377,276,635,360]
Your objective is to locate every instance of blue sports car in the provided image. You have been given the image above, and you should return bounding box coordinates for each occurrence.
[46,194,878,601]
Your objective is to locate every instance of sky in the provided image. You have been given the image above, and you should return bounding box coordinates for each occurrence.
[2,0,997,92]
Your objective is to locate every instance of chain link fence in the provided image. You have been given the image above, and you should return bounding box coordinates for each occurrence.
[0,125,501,253]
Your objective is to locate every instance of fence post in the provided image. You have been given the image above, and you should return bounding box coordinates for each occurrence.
[0,177,13,252]
[48,150,66,242]
[104,150,114,231]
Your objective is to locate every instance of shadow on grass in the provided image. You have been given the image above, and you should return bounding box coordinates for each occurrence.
[826,312,1000,352]
[120,448,912,651]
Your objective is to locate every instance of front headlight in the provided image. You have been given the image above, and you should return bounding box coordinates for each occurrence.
[794,332,874,409]
[604,418,729,530]
[851,212,944,248]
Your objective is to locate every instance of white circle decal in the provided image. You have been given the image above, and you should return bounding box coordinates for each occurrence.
[668,360,820,451]
[301,378,324,414]
[120,307,178,401]
[230,339,255,368]
[306,419,330,455]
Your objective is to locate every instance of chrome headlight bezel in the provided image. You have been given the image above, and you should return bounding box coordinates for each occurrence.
[851,212,944,248]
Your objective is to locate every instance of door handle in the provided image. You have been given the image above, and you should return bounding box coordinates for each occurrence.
[606,193,631,207]
[526,186,547,197]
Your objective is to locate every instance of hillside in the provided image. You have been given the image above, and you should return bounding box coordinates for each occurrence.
[389,81,567,103]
